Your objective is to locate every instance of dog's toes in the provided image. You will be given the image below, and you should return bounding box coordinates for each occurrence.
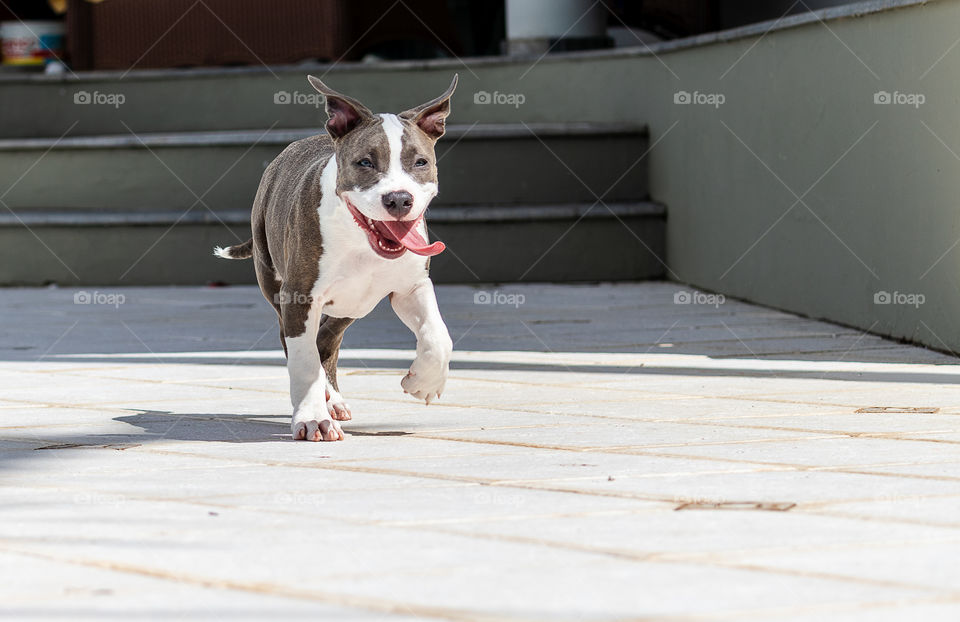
[330,402,352,421]
[401,369,445,404]
[401,374,422,399]
[326,386,352,421]
[319,419,344,441]
[302,420,321,442]
[293,422,307,440]
[292,418,343,441]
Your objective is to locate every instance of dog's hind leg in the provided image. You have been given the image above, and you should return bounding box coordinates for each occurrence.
[257,269,288,356]
[317,316,354,390]
[251,220,288,356]
[258,273,287,356]
[317,315,355,421]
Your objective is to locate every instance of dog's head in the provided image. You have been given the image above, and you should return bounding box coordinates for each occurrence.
[307,74,457,259]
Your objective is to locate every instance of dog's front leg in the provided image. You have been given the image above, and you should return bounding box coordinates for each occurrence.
[390,278,453,404]
[283,292,344,442]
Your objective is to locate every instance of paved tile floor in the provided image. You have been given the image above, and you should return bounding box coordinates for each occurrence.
[1,282,959,620]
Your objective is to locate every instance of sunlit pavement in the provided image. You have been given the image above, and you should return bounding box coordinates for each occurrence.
[2,282,960,620]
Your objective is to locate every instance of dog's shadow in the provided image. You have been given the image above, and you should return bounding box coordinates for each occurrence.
[110,410,288,444]
[105,410,411,444]
[21,411,414,457]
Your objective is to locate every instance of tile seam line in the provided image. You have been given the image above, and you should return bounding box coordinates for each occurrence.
[679,594,960,622]
[69,446,717,505]
[6,493,951,599]
[103,441,960,486]
[407,526,957,596]
[14,482,960,572]
[620,448,960,474]
[79,445,960,521]
[803,508,960,531]
[0,544,530,622]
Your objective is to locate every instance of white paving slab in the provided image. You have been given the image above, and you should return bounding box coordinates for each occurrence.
[1,282,959,620]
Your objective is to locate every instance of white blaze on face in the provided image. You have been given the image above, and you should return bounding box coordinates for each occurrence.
[380,113,405,181]
[379,113,437,220]
[340,114,437,223]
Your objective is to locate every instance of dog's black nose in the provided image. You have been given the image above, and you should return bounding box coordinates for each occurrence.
[381,191,413,218]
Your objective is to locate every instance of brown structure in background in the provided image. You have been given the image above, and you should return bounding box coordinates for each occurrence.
[619,0,720,39]
[65,0,462,71]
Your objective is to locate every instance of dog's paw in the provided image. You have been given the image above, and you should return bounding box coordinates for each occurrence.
[291,410,344,442]
[325,386,352,421]
[402,351,449,404]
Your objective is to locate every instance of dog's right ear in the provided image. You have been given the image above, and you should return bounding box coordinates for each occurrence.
[308,76,374,140]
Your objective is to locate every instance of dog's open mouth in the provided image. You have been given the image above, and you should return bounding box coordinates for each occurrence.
[346,201,446,260]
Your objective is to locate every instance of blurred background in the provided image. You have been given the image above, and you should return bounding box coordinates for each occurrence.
[1,0,958,355]
[1,0,861,69]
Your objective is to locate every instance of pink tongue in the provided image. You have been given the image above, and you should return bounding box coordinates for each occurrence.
[378,220,446,257]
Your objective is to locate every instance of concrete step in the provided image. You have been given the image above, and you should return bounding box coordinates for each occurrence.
[0,202,665,285]
[0,66,543,138]
[0,123,648,210]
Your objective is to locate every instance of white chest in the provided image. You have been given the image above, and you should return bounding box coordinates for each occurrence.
[316,246,425,318]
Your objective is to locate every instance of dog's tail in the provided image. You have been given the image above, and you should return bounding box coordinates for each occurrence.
[213,238,253,260]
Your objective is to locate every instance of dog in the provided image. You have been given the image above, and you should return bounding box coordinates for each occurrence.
[214,75,457,442]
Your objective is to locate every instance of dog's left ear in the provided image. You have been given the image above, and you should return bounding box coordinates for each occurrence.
[399,74,458,141]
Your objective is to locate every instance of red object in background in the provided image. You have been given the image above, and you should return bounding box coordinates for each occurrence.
[66,0,462,71]
[0,0,62,65]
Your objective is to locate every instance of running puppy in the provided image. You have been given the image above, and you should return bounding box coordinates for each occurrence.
[215,75,457,442]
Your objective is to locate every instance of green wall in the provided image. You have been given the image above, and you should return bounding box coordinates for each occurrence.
[465,0,960,354]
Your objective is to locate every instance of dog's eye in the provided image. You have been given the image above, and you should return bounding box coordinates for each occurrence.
[414,158,428,167]
[357,158,374,168]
